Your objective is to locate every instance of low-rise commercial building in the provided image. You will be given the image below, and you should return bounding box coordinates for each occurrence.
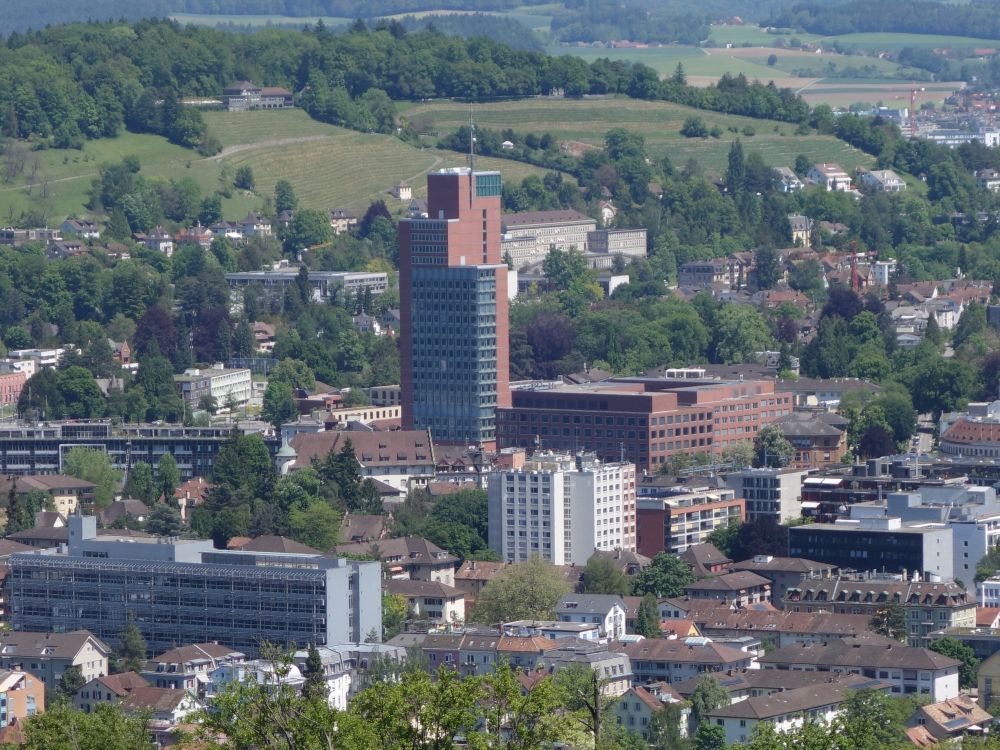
[174,366,252,410]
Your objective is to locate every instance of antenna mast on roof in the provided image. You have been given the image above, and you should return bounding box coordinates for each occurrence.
[469,103,476,172]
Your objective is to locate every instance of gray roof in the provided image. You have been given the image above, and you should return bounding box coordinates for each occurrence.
[760,635,961,671]
[685,571,771,592]
[556,594,626,615]
[731,556,835,574]
[708,675,891,720]
[384,579,463,598]
[0,630,110,659]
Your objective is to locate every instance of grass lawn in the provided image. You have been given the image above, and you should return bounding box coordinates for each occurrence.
[404,96,874,176]
[709,24,822,47]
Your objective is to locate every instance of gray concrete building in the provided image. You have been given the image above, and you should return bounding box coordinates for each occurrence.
[9,517,381,657]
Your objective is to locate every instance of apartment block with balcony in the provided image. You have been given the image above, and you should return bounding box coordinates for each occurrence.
[635,485,745,557]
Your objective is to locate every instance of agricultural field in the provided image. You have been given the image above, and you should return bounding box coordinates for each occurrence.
[402,96,874,176]
[0,109,557,225]
[817,32,1000,53]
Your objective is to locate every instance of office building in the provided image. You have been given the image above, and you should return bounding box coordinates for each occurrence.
[487,452,636,565]
[585,228,647,259]
[725,467,809,523]
[500,209,597,268]
[788,517,954,581]
[174,366,252,410]
[0,421,279,480]
[225,263,388,303]
[8,516,382,657]
[497,374,793,472]
[399,167,510,448]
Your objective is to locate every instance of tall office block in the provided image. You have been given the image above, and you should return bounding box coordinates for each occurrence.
[399,168,510,449]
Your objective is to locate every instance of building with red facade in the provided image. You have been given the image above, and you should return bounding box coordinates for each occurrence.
[496,375,793,471]
[398,168,510,449]
[635,485,745,557]
[0,372,26,407]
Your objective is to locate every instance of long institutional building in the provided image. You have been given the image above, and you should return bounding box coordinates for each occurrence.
[8,517,381,657]
[487,452,636,565]
[398,167,510,448]
[0,421,279,480]
[500,209,647,269]
[497,369,794,472]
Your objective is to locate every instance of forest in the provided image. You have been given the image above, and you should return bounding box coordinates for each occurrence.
[0,19,811,156]
[769,0,1000,40]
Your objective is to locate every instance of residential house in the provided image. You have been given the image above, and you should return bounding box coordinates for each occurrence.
[340,514,387,545]
[0,670,43,735]
[555,594,627,640]
[0,631,110,688]
[978,649,1000,707]
[906,695,992,743]
[684,571,772,607]
[729,556,837,606]
[239,212,272,237]
[784,576,974,646]
[774,167,804,193]
[0,474,96,517]
[227,535,322,555]
[173,477,210,521]
[759,634,961,701]
[771,410,849,468]
[455,560,509,608]
[140,643,246,694]
[99,499,149,527]
[977,169,1000,192]
[328,209,358,235]
[502,620,602,641]
[614,682,688,741]
[335,536,457,584]
[73,672,148,714]
[222,81,293,110]
[692,609,873,649]
[422,634,466,671]
[708,674,893,746]
[120,686,202,741]
[622,637,756,685]
[137,226,174,256]
[679,543,732,578]
[858,169,906,192]
[174,224,212,249]
[383,579,466,624]
[457,633,500,677]
[108,339,131,365]
[808,163,852,192]
[788,215,814,247]
[545,640,633,697]
[290,430,435,492]
[589,549,650,578]
[61,218,100,239]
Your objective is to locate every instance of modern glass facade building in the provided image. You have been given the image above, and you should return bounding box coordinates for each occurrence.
[399,168,510,448]
[8,517,382,657]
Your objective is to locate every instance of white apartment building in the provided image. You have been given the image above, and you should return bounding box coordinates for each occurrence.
[807,163,852,192]
[725,468,809,523]
[174,366,252,410]
[487,452,636,565]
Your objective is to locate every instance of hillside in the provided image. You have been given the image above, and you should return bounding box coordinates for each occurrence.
[0,109,558,225]
[403,96,874,176]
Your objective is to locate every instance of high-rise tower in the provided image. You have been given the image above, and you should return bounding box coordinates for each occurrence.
[398,168,510,449]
